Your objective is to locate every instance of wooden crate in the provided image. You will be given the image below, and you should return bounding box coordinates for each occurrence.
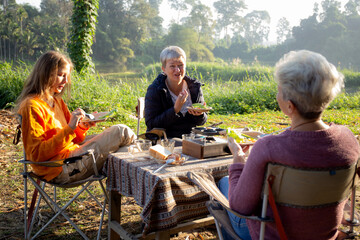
[182,139,231,159]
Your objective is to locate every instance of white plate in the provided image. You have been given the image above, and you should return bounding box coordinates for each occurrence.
[81,111,110,123]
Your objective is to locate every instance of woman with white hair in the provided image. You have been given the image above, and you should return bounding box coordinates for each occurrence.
[219,50,360,239]
[144,46,207,138]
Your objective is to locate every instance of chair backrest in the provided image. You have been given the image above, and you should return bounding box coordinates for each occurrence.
[188,161,359,240]
[265,162,358,207]
[136,97,145,136]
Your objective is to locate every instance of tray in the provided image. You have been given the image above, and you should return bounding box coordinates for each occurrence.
[186,106,212,113]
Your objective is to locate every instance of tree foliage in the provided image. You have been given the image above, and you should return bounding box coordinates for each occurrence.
[68,0,99,73]
[1,0,360,71]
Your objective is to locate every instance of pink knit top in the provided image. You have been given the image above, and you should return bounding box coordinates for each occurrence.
[228,124,359,240]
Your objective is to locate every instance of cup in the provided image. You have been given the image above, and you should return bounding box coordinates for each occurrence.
[134,139,152,152]
[182,133,195,140]
[161,139,175,153]
[128,145,137,158]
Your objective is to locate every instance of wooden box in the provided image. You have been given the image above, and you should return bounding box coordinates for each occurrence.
[182,139,231,159]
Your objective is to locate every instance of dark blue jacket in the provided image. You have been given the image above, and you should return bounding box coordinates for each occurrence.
[145,73,207,138]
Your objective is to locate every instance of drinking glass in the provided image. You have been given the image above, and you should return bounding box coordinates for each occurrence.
[128,145,136,158]
[161,139,175,153]
[182,133,195,140]
[135,139,152,152]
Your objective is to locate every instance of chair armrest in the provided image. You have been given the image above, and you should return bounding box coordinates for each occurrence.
[19,151,90,167]
[187,171,273,223]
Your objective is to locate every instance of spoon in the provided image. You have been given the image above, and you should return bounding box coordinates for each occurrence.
[257,126,291,138]
[153,159,175,173]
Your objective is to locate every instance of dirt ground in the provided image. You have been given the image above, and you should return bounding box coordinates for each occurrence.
[0,109,359,239]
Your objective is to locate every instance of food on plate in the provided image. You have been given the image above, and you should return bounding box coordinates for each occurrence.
[227,128,256,144]
[192,103,208,109]
[81,110,116,123]
[186,103,212,112]
[97,109,116,119]
[149,145,172,160]
[167,153,187,165]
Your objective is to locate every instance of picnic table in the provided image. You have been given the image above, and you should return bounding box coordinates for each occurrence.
[106,147,233,239]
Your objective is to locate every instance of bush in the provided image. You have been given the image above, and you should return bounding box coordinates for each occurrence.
[204,79,279,114]
[1,61,360,119]
[143,61,274,83]
[0,62,29,109]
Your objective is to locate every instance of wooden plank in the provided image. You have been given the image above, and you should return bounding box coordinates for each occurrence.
[135,216,215,240]
[109,191,122,240]
[109,220,137,240]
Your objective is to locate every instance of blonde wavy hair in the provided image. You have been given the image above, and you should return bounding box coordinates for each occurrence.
[16,51,73,109]
[275,50,344,119]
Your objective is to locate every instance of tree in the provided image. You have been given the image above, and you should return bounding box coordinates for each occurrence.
[344,0,360,15]
[40,0,73,40]
[68,0,99,73]
[242,10,270,46]
[164,23,214,61]
[168,0,196,23]
[276,17,292,44]
[183,3,214,43]
[213,0,246,39]
[320,0,343,23]
[149,0,163,11]
[93,0,163,68]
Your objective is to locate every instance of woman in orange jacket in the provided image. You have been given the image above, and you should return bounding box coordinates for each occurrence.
[16,51,135,184]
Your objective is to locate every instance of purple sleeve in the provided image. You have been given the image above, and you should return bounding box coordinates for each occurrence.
[228,140,270,215]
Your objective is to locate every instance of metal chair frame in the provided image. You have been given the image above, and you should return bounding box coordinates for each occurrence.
[15,115,109,240]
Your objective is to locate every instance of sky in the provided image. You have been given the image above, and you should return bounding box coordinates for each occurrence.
[16,0,348,42]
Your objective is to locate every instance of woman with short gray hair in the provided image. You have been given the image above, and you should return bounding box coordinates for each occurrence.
[218,50,359,239]
[275,50,344,120]
[145,46,207,138]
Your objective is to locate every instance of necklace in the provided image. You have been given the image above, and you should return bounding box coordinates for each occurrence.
[291,119,319,131]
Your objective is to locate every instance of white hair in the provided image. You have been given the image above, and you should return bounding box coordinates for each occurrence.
[160,46,186,67]
[275,50,344,119]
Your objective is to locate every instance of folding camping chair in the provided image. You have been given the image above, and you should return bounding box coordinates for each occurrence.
[13,115,109,240]
[187,161,360,240]
[135,96,167,144]
[136,97,145,137]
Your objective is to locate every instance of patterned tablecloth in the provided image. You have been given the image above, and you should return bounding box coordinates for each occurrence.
[106,149,233,235]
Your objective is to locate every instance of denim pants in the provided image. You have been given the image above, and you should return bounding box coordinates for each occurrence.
[218,176,251,240]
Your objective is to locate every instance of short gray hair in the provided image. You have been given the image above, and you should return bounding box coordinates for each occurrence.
[275,50,344,119]
[160,46,186,67]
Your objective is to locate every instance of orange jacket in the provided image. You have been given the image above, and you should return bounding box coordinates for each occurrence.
[18,96,87,181]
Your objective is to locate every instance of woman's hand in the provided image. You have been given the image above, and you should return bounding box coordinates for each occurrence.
[78,121,96,130]
[188,108,203,116]
[228,137,247,164]
[174,89,188,113]
[69,108,85,130]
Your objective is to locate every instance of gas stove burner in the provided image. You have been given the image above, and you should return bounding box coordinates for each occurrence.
[192,127,227,136]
